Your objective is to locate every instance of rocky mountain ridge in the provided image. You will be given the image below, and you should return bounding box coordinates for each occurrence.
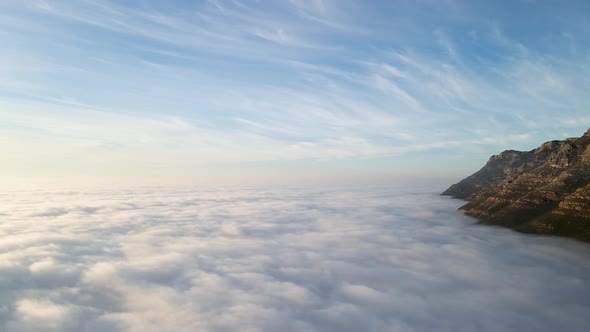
[442,128,590,242]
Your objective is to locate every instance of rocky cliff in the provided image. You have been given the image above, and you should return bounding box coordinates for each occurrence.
[442,128,590,242]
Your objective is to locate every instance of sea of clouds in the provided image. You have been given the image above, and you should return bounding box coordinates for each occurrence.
[1,185,589,332]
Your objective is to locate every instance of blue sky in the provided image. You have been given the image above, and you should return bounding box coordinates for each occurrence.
[1,0,590,186]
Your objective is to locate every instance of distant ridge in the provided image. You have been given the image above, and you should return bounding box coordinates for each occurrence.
[443,128,590,242]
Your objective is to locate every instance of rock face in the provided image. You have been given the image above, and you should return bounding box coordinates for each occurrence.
[442,128,590,242]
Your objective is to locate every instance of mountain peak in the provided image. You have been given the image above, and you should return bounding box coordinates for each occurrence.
[442,128,590,242]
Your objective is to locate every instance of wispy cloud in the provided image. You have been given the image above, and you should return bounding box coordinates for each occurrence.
[1,0,589,181]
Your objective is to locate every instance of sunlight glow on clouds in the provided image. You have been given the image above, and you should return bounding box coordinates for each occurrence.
[1,186,589,331]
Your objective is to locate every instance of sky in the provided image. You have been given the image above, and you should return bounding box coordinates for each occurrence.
[1,0,590,186]
[1,186,590,331]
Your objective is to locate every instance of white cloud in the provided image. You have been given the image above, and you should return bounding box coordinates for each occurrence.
[2,1,590,184]
[0,185,589,331]
[16,299,70,321]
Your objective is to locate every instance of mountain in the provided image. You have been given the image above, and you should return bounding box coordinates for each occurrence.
[442,128,590,242]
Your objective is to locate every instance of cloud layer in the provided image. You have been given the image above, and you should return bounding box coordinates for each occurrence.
[1,185,589,331]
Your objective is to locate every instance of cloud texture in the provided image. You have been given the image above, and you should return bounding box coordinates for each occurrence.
[1,185,590,331]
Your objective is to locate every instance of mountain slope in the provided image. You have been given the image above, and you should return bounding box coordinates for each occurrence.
[442,129,590,241]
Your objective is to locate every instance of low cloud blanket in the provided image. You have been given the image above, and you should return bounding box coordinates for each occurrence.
[1,185,589,331]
